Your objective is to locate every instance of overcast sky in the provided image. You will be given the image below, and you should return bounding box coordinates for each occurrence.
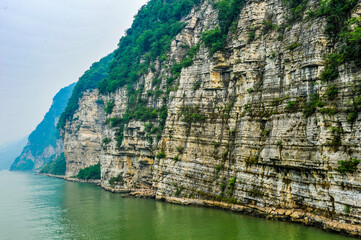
[0,0,147,146]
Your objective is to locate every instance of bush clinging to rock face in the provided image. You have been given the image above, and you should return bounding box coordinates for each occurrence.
[76,163,101,180]
[338,159,360,174]
[39,153,66,176]
[109,174,124,186]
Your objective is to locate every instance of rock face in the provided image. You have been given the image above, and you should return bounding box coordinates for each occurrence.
[63,90,105,176]
[62,0,361,234]
[11,83,75,171]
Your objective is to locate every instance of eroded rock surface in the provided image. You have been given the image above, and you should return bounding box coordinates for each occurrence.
[63,0,361,235]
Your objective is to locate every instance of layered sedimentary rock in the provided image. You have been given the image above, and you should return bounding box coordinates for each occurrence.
[63,90,105,176]
[62,0,361,234]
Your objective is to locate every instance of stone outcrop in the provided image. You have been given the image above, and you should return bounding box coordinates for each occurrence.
[63,90,105,176]
[62,0,361,236]
[13,138,64,170]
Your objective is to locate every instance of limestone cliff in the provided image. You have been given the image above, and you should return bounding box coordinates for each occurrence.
[63,90,106,176]
[61,0,361,236]
[10,83,75,171]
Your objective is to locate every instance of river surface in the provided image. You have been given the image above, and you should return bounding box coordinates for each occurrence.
[0,170,356,240]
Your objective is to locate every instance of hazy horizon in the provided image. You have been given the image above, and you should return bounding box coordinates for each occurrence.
[0,0,147,146]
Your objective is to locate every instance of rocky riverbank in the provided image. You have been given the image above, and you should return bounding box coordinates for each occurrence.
[160,196,361,238]
[42,172,361,238]
[40,173,101,186]
[54,0,361,237]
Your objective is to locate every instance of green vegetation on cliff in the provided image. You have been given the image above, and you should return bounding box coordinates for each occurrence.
[311,0,358,39]
[312,1,360,122]
[98,0,201,94]
[97,0,204,148]
[338,159,360,174]
[10,83,75,171]
[58,1,204,149]
[317,0,360,82]
[11,157,34,171]
[275,0,361,122]
[40,153,66,176]
[104,100,115,114]
[107,103,168,147]
[28,83,75,153]
[274,0,360,85]
[76,163,101,180]
[57,54,113,130]
[202,0,246,55]
[109,174,124,186]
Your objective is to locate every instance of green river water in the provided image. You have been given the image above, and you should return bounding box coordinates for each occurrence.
[0,170,356,240]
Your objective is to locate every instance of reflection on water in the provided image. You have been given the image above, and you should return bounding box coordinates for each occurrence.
[0,171,356,240]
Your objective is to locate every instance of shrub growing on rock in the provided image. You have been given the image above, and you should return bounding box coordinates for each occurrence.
[338,159,360,173]
[77,162,101,180]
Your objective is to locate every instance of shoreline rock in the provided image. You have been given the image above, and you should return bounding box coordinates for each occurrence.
[39,173,101,186]
[158,196,361,238]
[44,173,360,239]
[61,1,361,237]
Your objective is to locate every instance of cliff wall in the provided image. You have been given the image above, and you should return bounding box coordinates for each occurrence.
[62,0,361,235]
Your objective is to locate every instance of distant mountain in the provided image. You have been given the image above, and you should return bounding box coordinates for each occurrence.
[10,83,75,171]
[0,137,28,170]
